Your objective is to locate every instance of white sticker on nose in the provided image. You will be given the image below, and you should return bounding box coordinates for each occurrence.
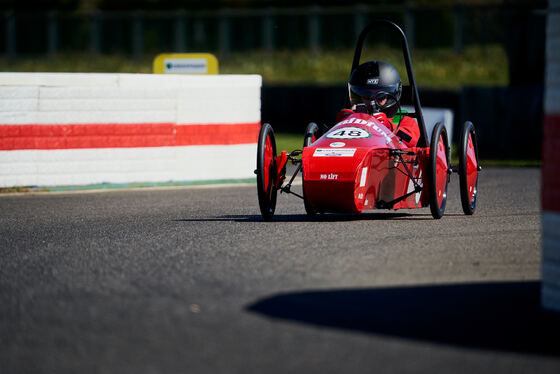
[360,167,368,187]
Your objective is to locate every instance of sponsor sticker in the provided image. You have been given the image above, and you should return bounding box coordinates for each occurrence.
[153,53,218,74]
[415,171,423,205]
[359,167,368,187]
[407,171,423,205]
[313,148,356,157]
[326,127,371,139]
[337,118,369,126]
[164,58,208,73]
[329,142,346,148]
[407,178,415,194]
[320,173,339,180]
[369,123,394,144]
[331,117,397,144]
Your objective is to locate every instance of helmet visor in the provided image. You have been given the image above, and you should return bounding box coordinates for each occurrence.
[349,83,401,109]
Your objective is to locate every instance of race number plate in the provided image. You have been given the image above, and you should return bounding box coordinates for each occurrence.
[326,127,371,139]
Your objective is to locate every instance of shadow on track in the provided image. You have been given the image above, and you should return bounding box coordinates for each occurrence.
[173,212,436,223]
[247,281,560,356]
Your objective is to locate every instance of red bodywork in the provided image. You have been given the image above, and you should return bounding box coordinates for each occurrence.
[302,113,430,214]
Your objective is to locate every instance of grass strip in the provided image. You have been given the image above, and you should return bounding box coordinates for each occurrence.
[0,178,256,194]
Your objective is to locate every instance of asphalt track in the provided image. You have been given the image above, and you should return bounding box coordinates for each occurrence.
[1,167,559,373]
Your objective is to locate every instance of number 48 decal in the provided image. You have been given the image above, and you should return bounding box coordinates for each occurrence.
[326,126,371,139]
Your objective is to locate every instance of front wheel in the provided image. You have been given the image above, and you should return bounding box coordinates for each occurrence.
[428,122,450,219]
[302,123,319,216]
[256,123,278,221]
[459,121,479,215]
[303,122,319,148]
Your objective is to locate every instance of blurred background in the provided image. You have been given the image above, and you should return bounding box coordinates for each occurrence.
[0,0,547,159]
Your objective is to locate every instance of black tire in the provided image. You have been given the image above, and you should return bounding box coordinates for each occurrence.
[428,122,450,219]
[303,122,319,216]
[303,122,319,148]
[458,121,479,215]
[256,123,278,221]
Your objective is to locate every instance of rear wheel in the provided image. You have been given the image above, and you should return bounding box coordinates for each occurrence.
[459,121,479,215]
[428,122,450,219]
[303,122,319,216]
[256,123,278,221]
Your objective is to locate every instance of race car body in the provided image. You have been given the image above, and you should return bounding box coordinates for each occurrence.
[302,113,428,213]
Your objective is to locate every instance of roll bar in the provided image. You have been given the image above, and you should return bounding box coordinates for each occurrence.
[351,20,428,147]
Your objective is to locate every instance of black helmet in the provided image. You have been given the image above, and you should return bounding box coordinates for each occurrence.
[348,60,402,117]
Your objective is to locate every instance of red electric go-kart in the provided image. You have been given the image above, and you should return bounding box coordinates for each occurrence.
[256,20,480,221]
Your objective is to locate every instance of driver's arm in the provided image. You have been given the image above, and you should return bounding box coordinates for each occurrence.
[374,112,419,147]
[394,116,420,147]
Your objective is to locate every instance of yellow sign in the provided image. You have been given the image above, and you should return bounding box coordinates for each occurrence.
[153,53,219,74]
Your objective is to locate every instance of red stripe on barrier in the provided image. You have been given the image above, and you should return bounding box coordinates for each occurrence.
[176,123,260,146]
[543,114,560,212]
[0,122,260,150]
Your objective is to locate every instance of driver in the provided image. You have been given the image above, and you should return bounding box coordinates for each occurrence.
[336,60,420,147]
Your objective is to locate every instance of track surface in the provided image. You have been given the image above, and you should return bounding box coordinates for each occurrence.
[1,167,559,373]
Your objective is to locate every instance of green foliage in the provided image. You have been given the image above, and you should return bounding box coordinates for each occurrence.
[221,45,509,88]
[0,44,508,89]
[275,132,304,153]
[0,54,154,74]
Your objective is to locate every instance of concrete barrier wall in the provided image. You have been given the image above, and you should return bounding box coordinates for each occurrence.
[0,73,262,187]
[542,1,560,311]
